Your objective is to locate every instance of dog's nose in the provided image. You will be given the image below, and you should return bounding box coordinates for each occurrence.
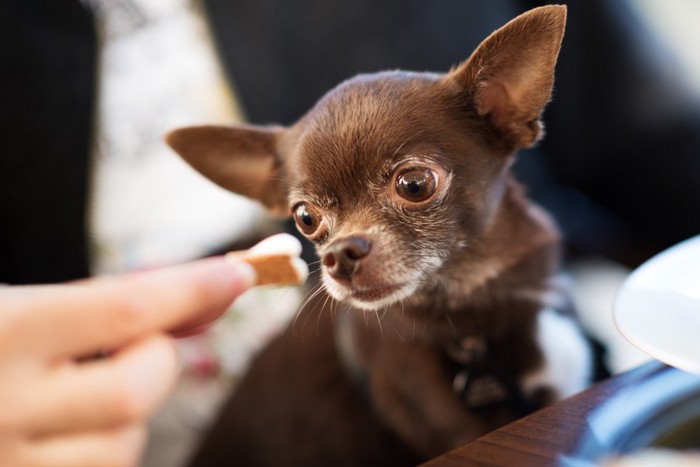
[322,236,372,280]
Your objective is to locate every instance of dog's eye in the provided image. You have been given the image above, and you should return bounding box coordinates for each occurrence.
[395,168,437,203]
[293,203,322,236]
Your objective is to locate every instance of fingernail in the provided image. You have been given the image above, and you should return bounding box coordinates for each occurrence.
[224,258,257,289]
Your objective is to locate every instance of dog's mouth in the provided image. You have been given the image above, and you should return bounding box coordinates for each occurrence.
[318,241,442,311]
[350,284,404,302]
[347,283,413,310]
[322,276,417,311]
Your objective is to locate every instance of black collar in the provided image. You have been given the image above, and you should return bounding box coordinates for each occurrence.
[445,337,540,416]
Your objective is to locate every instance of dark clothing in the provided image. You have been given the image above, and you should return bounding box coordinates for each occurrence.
[1,0,96,284]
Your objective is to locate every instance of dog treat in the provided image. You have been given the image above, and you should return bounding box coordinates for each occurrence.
[226,233,309,286]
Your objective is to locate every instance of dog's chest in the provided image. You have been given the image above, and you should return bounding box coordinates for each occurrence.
[334,302,544,411]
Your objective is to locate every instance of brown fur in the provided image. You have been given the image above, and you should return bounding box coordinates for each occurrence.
[167,6,588,466]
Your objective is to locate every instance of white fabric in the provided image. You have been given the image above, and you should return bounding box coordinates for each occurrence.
[89,0,264,274]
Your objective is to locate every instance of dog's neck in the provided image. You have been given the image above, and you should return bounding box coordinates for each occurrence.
[435,175,560,314]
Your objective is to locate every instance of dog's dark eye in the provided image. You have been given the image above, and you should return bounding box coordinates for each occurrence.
[395,168,437,203]
[293,203,322,236]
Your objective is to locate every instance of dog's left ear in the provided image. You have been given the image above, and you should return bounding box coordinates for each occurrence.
[166,124,289,214]
[447,5,567,150]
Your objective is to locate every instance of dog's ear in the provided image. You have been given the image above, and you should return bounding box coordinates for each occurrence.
[447,5,566,149]
[166,124,289,214]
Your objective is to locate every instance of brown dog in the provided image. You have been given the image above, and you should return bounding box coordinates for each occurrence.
[167,5,591,466]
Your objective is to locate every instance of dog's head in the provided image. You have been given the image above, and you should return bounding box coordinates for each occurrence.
[167,6,566,310]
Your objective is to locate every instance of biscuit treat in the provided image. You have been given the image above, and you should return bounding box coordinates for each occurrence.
[227,233,308,286]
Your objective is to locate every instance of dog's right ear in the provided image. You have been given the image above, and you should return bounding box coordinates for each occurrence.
[446,5,567,151]
[166,124,289,214]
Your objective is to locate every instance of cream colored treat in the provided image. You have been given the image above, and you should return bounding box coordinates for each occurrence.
[226,233,308,286]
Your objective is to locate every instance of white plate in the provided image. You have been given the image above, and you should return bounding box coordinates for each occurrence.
[615,235,700,375]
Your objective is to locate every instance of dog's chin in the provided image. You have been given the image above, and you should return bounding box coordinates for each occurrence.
[322,276,419,311]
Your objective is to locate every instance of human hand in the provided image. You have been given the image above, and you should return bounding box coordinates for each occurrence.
[0,257,255,467]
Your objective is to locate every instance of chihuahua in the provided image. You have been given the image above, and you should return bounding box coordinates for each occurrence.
[167,5,591,466]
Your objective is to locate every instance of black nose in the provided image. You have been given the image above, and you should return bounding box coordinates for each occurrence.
[322,236,372,280]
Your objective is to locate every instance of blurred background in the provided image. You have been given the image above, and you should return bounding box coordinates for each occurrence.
[1,0,699,465]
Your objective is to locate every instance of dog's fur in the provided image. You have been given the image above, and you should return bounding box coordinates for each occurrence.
[167,5,591,466]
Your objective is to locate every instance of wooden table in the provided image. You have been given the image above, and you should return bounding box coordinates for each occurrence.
[423,361,673,466]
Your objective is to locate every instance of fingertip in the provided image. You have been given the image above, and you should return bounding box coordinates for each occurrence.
[106,258,259,342]
[192,256,256,296]
[224,258,258,291]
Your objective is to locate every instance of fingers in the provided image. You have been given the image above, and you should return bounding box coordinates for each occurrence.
[5,257,255,358]
[18,425,146,467]
[3,334,179,436]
